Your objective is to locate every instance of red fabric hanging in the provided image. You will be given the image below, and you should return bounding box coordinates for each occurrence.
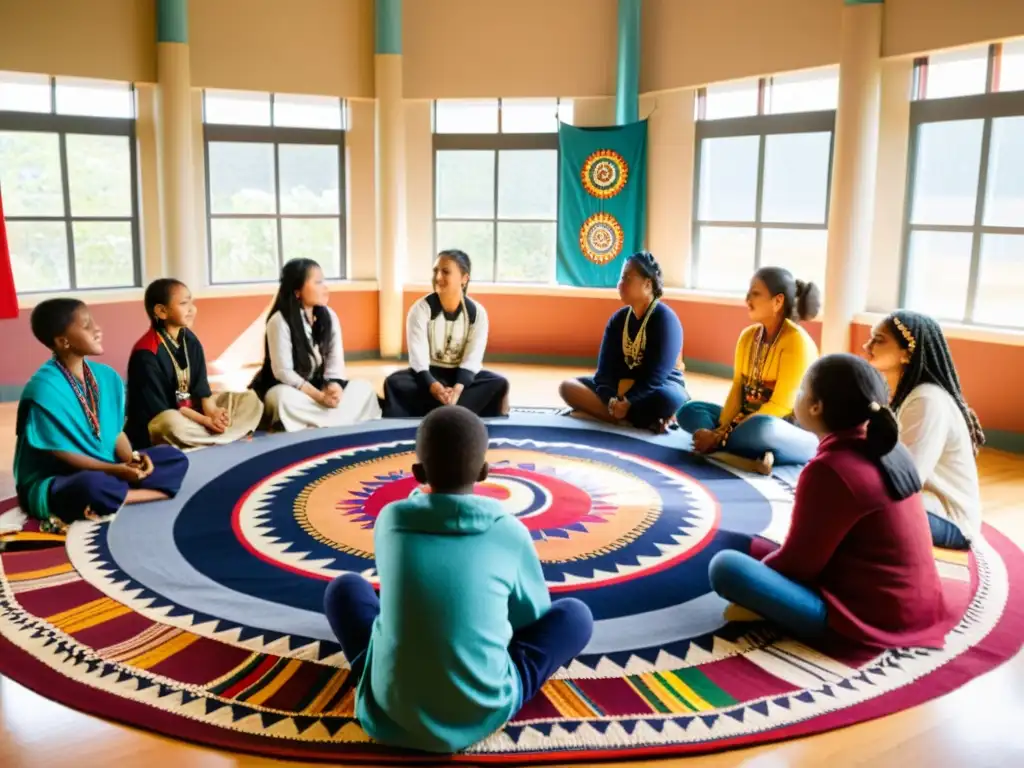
[0,187,17,319]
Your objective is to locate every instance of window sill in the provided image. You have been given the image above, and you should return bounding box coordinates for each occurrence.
[853,312,1024,348]
[18,287,143,310]
[15,280,380,309]
[403,282,749,306]
[404,282,619,299]
[201,279,377,299]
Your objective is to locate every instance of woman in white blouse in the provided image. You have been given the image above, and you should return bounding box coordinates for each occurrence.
[863,309,984,549]
[250,258,381,431]
[382,249,510,418]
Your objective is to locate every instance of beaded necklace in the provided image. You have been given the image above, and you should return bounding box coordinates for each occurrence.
[622,299,659,370]
[157,328,192,408]
[429,296,469,365]
[743,324,783,406]
[55,357,100,437]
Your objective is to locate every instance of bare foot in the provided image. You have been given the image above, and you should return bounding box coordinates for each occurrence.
[723,603,764,623]
[651,416,678,434]
[709,451,775,476]
[125,489,170,505]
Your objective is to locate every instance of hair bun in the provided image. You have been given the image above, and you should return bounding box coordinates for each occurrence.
[794,279,822,322]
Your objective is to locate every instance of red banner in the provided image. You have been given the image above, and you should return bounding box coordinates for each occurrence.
[0,187,17,319]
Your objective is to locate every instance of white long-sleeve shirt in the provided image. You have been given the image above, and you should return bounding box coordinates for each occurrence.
[407,294,489,387]
[266,307,346,389]
[897,383,981,540]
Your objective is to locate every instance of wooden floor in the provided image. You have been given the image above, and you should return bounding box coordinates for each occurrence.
[1,362,1023,768]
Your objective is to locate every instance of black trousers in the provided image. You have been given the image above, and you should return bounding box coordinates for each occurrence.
[382,367,509,418]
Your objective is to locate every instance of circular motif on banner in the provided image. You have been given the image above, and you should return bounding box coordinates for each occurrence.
[581,149,629,199]
[233,440,719,593]
[579,212,624,265]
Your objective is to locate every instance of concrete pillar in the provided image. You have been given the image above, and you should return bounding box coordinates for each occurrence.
[643,90,695,289]
[867,59,914,312]
[615,0,641,125]
[376,0,405,358]
[156,0,199,287]
[821,1,883,354]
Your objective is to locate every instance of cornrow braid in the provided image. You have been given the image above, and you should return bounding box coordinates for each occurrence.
[885,310,986,454]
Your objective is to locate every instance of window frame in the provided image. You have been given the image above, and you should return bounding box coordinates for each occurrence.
[690,107,837,292]
[900,45,1024,327]
[431,98,565,284]
[0,79,142,294]
[202,93,348,285]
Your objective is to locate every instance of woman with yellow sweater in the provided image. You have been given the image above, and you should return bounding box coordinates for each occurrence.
[677,267,820,473]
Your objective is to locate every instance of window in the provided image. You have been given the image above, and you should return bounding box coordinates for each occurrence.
[0,72,140,293]
[692,70,836,293]
[902,44,1024,328]
[432,98,571,283]
[203,89,346,284]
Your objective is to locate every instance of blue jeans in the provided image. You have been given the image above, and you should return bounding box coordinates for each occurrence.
[48,445,189,521]
[708,550,828,639]
[928,512,971,550]
[323,574,594,705]
[677,401,818,466]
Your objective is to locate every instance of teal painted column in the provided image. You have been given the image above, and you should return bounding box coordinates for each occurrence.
[615,0,641,125]
[376,0,405,356]
[157,0,188,44]
[376,0,402,54]
[156,0,198,286]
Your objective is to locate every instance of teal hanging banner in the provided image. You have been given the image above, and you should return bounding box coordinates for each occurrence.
[556,121,647,287]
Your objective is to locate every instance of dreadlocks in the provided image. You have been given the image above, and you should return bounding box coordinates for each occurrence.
[885,310,985,454]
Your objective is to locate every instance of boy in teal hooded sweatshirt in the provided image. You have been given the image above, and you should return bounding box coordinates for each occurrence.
[323,405,594,753]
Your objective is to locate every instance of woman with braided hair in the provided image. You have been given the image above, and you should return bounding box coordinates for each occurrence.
[559,252,689,432]
[864,310,983,550]
[709,354,955,650]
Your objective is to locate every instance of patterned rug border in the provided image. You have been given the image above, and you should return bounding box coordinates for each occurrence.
[0,417,1016,763]
[1,509,1021,763]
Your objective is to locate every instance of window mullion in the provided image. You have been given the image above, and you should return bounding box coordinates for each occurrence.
[965,116,994,323]
[753,133,767,269]
[492,148,500,281]
[274,141,284,268]
[129,124,142,287]
[58,131,77,290]
[987,43,1001,94]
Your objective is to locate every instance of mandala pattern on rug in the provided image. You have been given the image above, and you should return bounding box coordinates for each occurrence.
[0,416,1020,764]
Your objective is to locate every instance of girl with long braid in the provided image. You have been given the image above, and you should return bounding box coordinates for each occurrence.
[864,310,984,550]
[709,354,955,650]
[249,258,382,431]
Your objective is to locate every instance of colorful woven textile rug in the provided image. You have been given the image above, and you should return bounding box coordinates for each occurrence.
[1,414,1021,763]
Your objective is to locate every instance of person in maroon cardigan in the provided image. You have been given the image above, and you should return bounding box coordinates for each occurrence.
[709,353,958,649]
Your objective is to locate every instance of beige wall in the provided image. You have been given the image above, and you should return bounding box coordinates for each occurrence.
[403,101,435,282]
[643,90,695,289]
[402,0,618,98]
[0,0,156,82]
[867,59,913,312]
[884,0,1024,58]
[189,0,374,97]
[347,100,378,281]
[641,0,844,93]
[135,85,164,282]
[572,97,616,128]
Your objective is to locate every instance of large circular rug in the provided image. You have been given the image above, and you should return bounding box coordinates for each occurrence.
[1,414,1021,763]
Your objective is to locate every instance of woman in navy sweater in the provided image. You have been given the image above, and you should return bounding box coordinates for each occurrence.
[559,252,689,431]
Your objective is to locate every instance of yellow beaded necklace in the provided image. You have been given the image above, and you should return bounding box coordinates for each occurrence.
[622,299,658,370]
